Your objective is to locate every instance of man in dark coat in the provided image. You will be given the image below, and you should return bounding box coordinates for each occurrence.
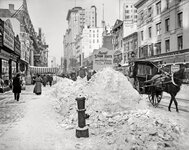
[42,74,48,87]
[12,73,22,101]
[48,75,53,87]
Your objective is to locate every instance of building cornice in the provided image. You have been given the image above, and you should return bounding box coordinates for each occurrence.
[134,0,148,8]
[66,7,82,21]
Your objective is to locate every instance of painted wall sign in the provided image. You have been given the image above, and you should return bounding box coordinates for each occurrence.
[0,49,10,60]
[171,64,180,73]
[3,19,14,51]
[93,48,114,71]
[14,35,21,56]
[113,50,122,64]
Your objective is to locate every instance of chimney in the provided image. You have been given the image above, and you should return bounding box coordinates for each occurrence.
[9,4,14,11]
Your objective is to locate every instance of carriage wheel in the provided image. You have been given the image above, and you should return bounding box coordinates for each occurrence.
[148,92,162,107]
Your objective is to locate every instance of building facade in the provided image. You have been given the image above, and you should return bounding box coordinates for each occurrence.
[64,6,97,73]
[0,18,21,92]
[102,35,114,50]
[0,0,48,85]
[112,19,123,65]
[34,28,48,67]
[85,6,97,28]
[135,0,189,71]
[82,26,103,59]
[119,0,138,37]
[123,32,138,64]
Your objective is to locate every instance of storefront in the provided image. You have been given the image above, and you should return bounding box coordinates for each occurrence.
[139,49,189,73]
[0,50,11,92]
[0,18,21,92]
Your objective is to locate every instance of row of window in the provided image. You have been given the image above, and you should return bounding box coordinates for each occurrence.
[156,0,182,15]
[139,35,183,58]
[89,39,100,43]
[125,15,137,19]
[89,34,100,38]
[125,10,137,13]
[141,12,183,40]
[140,0,182,23]
[89,29,100,32]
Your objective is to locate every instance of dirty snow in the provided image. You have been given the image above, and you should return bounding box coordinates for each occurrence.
[48,67,189,150]
[0,67,188,150]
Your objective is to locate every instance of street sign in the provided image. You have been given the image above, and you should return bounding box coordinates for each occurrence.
[171,64,180,73]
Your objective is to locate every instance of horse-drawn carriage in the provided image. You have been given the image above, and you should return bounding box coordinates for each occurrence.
[129,60,188,111]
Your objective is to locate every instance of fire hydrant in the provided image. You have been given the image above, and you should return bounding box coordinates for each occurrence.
[75,96,89,138]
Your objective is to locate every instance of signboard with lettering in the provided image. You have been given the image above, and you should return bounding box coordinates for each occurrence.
[0,49,10,60]
[93,48,114,71]
[3,19,14,51]
[14,35,21,56]
[0,19,3,47]
[113,50,122,64]
[171,64,180,73]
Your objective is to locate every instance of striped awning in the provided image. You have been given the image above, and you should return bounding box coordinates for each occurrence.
[30,66,59,74]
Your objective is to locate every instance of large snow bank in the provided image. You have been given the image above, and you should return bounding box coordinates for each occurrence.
[48,68,189,150]
[50,67,144,115]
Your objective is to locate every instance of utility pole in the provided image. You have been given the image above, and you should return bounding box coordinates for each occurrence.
[119,0,120,19]
[103,3,104,21]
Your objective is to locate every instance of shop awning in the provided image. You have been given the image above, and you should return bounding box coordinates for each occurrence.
[30,66,59,74]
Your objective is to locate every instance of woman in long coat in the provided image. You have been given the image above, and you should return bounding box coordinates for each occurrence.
[33,74,42,95]
[12,73,22,101]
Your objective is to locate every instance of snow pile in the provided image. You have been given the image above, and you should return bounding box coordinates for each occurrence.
[48,68,189,150]
[88,109,189,150]
[50,67,144,116]
[85,67,142,109]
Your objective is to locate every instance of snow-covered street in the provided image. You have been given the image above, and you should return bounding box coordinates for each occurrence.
[0,68,189,150]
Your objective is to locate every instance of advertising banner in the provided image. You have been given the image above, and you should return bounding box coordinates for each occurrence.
[0,19,3,47]
[171,64,180,73]
[93,48,114,71]
[14,35,21,56]
[0,49,10,60]
[3,19,14,51]
[113,50,122,64]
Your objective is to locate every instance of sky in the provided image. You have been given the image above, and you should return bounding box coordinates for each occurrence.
[26,0,120,65]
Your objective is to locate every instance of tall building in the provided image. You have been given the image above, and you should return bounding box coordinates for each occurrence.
[82,26,103,58]
[84,6,97,28]
[112,19,123,65]
[34,28,48,67]
[120,0,138,22]
[64,6,97,73]
[119,0,138,37]
[135,0,189,71]
[74,25,103,70]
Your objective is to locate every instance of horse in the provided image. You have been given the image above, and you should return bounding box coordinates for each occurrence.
[153,67,186,112]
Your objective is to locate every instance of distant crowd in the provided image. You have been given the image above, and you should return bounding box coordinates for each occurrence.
[32,74,53,87]
[60,70,96,81]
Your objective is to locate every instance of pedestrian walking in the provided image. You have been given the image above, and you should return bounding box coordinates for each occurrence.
[48,74,53,87]
[0,76,4,93]
[12,73,22,101]
[33,74,43,95]
[42,74,48,87]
